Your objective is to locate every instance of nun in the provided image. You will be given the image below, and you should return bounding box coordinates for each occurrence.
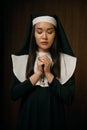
[10,14,77,130]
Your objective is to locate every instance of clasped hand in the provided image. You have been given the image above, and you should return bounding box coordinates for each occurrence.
[37,55,51,76]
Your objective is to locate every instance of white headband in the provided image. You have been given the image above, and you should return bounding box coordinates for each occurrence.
[32,16,57,26]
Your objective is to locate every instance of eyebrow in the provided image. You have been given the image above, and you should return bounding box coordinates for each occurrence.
[35,27,55,30]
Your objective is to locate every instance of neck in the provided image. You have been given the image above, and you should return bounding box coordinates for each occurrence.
[37,48,50,53]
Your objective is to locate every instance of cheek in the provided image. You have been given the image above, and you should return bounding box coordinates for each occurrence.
[49,35,55,43]
[34,34,40,43]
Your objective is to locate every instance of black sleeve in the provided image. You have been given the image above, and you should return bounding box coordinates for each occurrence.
[9,74,37,101]
[49,75,75,105]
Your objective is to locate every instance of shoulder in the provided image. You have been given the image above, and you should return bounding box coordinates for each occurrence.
[58,53,77,84]
[11,54,29,82]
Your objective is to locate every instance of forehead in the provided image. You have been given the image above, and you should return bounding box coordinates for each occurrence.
[35,22,54,29]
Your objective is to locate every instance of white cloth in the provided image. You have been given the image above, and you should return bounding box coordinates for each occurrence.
[11,52,77,87]
[32,16,57,26]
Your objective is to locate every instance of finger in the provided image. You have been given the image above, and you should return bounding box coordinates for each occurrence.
[41,58,51,66]
[38,57,46,65]
[39,55,49,60]
[39,56,49,62]
[41,56,51,64]
[37,59,44,67]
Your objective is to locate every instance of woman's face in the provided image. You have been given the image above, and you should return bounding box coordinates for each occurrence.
[34,22,56,52]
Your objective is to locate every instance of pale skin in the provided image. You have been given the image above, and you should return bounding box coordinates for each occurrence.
[29,22,56,86]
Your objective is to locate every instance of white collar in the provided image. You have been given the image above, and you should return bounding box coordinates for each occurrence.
[11,53,77,86]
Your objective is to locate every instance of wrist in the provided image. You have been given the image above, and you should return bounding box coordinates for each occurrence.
[36,70,43,77]
[29,71,42,86]
[45,72,54,83]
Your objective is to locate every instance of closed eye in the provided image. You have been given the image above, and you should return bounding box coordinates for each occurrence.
[47,28,55,34]
[35,28,55,34]
[35,28,42,34]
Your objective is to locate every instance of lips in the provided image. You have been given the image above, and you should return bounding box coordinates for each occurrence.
[41,41,48,45]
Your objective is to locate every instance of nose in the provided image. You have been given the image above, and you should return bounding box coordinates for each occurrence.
[42,32,47,39]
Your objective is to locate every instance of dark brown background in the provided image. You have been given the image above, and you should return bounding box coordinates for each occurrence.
[1,0,87,130]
